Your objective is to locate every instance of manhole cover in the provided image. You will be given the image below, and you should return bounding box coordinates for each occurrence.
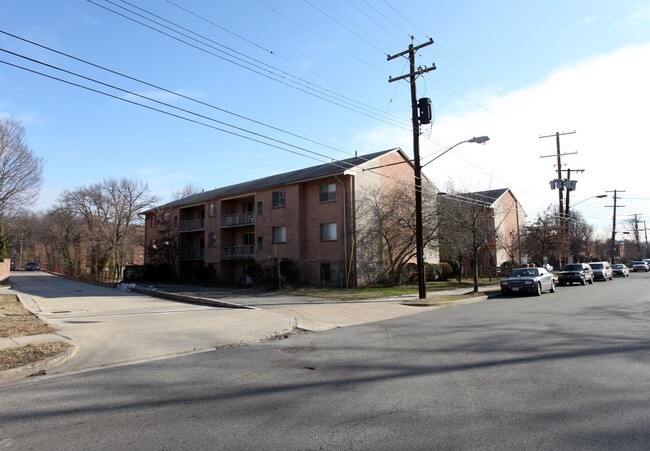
[281,346,317,354]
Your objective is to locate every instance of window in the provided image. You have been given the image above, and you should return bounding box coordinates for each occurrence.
[320,183,336,202]
[209,202,217,217]
[243,233,254,246]
[257,235,263,251]
[163,211,170,222]
[208,233,217,247]
[272,190,286,208]
[272,226,286,244]
[150,215,156,227]
[320,223,337,241]
[257,201,263,215]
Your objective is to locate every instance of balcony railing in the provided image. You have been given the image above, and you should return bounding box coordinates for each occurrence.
[221,245,254,260]
[221,211,255,228]
[179,218,205,232]
[179,248,205,260]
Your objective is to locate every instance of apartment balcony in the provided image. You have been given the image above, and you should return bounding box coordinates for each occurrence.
[221,245,254,260]
[221,212,255,228]
[179,218,205,232]
[179,248,205,261]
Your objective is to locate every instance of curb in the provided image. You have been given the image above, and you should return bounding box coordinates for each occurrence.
[0,343,77,384]
[401,293,490,307]
[131,287,255,310]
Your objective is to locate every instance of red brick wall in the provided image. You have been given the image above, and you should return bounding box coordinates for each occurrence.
[0,259,11,284]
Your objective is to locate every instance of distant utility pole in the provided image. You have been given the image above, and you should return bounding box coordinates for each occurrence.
[388,37,436,300]
[563,168,584,219]
[630,213,642,258]
[540,131,577,219]
[606,190,625,262]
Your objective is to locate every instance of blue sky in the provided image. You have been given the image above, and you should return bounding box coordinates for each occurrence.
[2,1,650,237]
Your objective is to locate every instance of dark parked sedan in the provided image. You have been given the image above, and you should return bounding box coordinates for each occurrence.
[500,267,556,296]
[557,263,594,285]
[24,262,40,271]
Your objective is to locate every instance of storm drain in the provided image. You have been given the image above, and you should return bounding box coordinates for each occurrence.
[281,346,317,354]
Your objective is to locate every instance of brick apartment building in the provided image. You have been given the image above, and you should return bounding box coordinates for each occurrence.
[142,148,438,286]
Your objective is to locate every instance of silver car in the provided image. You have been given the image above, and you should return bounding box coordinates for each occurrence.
[500,267,556,296]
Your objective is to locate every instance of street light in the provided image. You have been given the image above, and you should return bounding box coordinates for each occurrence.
[422,136,490,168]
[570,194,607,209]
[414,136,490,299]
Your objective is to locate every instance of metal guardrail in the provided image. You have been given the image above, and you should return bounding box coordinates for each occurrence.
[179,218,205,232]
[179,248,205,260]
[222,245,254,260]
[221,212,255,228]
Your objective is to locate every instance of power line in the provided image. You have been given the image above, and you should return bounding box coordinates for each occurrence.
[164,0,394,116]
[0,53,423,195]
[0,29,355,159]
[87,0,411,130]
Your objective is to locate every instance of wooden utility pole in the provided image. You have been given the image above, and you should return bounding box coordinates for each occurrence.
[540,131,577,218]
[388,37,435,299]
[606,190,625,262]
[540,131,577,266]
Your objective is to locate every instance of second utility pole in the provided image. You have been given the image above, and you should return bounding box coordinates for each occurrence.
[388,37,436,299]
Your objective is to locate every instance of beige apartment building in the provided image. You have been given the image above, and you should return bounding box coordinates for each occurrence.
[142,148,437,286]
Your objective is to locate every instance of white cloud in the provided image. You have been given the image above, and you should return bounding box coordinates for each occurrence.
[356,42,650,235]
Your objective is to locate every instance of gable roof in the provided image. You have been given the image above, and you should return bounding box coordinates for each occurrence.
[458,188,525,216]
[466,188,510,206]
[143,148,402,214]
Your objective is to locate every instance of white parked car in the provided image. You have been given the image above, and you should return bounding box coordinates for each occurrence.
[611,264,629,277]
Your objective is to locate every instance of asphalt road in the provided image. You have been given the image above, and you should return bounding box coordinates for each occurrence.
[1,273,649,450]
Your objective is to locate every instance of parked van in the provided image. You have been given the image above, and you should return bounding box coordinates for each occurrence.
[589,261,613,281]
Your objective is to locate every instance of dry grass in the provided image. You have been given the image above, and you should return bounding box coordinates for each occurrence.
[0,342,71,371]
[1,294,69,372]
[0,294,56,338]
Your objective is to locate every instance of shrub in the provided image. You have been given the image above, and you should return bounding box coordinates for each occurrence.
[445,260,461,277]
[437,262,453,281]
[425,263,441,281]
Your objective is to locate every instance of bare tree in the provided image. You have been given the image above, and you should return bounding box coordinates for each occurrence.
[521,207,564,267]
[172,183,202,200]
[438,190,506,292]
[0,117,44,218]
[566,210,594,263]
[58,179,159,278]
[0,117,44,258]
[146,207,180,272]
[355,183,439,285]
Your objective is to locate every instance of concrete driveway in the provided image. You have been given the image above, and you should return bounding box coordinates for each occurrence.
[4,272,429,378]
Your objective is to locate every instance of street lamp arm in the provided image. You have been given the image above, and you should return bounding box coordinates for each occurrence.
[571,194,608,208]
[362,136,489,172]
[421,136,490,168]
